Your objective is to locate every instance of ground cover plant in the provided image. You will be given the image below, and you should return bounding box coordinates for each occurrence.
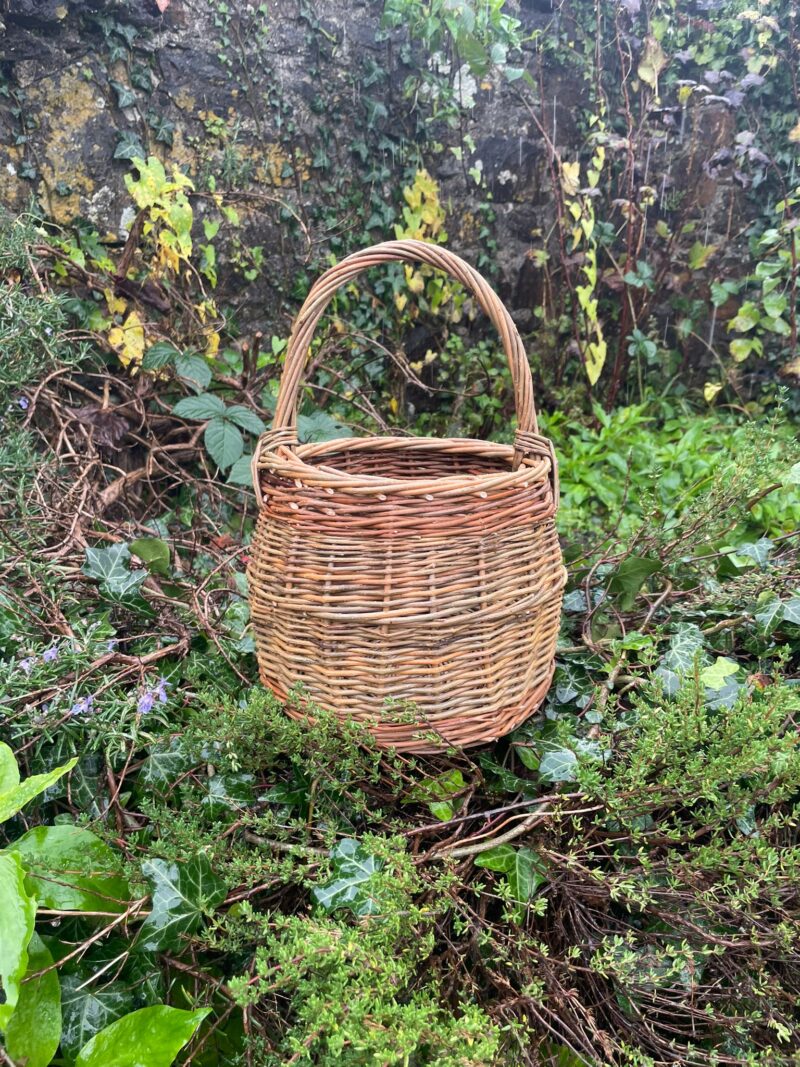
[1,1,800,1065]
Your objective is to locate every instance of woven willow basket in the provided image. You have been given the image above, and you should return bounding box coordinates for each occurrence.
[248,239,565,753]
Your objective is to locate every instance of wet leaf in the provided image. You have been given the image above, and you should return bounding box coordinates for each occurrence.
[75,1005,210,1067]
[4,932,61,1067]
[60,974,136,1061]
[0,851,36,1027]
[136,856,226,953]
[312,838,384,916]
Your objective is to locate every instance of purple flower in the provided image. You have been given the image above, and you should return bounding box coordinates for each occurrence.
[18,396,30,411]
[137,691,156,714]
[70,695,95,717]
[19,656,35,675]
[42,646,59,663]
[154,677,170,704]
[107,639,118,651]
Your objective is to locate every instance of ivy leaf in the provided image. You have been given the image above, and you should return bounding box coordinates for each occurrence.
[60,974,136,1062]
[136,856,226,953]
[700,657,739,690]
[224,405,266,435]
[754,591,784,634]
[174,352,211,391]
[9,825,131,913]
[204,418,244,470]
[148,112,175,146]
[172,393,225,420]
[0,851,36,1027]
[110,80,137,109]
[201,773,255,819]
[130,537,171,577]
[4,931,61,1067]
[783,596,800,624]
[226,454,254,487]
[75,1005,210,1067]
[82,544,147,604]
[139,739,195,791]
[407,769,465,821]
[312,838,384,916]
[114,130,146,161]
[661,623,705,674]
[0,746,78,822]
[735,538,773,568]
[538,747,579,783]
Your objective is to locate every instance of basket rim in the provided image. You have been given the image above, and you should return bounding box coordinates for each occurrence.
[254,434,554,497]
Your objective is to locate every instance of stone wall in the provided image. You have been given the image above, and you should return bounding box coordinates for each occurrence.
[0,0,744,338]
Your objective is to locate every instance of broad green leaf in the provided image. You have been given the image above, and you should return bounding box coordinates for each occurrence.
[136,856,226,953]
[727,301,760,333]
[787,462,800,486]
[729,338,754,362]
[60,973,136,1061]
[75,1005,210,1067]
[661,623,705,674]
[130,537,171,577]
[762,291,787,318]
[474,844,547,902]
[608,556,661,610]
[172,393,225,420]
[142,341,179,371]
[174,352,212,391]
[224,405,266,435]
[204,418,244,470]
[201,773,255,819]
[0,741,20,793]
[0,851,36,1027]
[226,454,255,487]
[82,544,147,604]
[9,825,130,913]
[538,747,579,783]
[5,932,61,1067]
[0,756,78,822]
[687,241,716,270]
[701,657,739,690]
[312,838,384,916]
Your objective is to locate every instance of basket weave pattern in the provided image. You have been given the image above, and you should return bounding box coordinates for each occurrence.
[248,240,565,752]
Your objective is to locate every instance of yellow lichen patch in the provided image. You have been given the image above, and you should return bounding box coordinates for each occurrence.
[25,67,101,223]
[175,89,197,112]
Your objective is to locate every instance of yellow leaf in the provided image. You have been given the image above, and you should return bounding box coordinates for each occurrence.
[560,160,580,197]
[405,266,425,294]
[704,381,723,403]
[638,36,668,91]
[395,292,408,313]
[585,339,606,385]
[205,330,220,358]
[678,84,693,105]
[108,310,145,369]
[103,288,127,316]
[388,396,399,415]
[789,119,800,143]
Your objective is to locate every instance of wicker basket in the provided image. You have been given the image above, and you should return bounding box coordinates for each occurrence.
[248,239,565,753]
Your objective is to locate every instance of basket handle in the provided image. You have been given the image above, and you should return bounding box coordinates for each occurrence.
[267,238,540,465]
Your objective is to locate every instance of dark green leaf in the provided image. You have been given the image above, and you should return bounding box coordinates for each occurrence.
[297,411,353,442]
[226,454,254,487]
[538,747,579,783]
[136,856,226,953]
[312,838,384,916]
[174,353,212,391]
[172,394,225,420]
[114,130,146,161]
[5,931,61,1067]
[224,405,266,435]
[204,418,244,470]
[110,80,137,108]
[474,844,547,903]
[60,974,136,1061]
[142,341,180,371]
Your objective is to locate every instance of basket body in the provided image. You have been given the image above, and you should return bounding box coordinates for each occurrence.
[247,239,565,753]
[249,437,565,753]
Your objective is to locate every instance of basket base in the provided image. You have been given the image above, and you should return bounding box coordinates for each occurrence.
[258,663,556,755]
